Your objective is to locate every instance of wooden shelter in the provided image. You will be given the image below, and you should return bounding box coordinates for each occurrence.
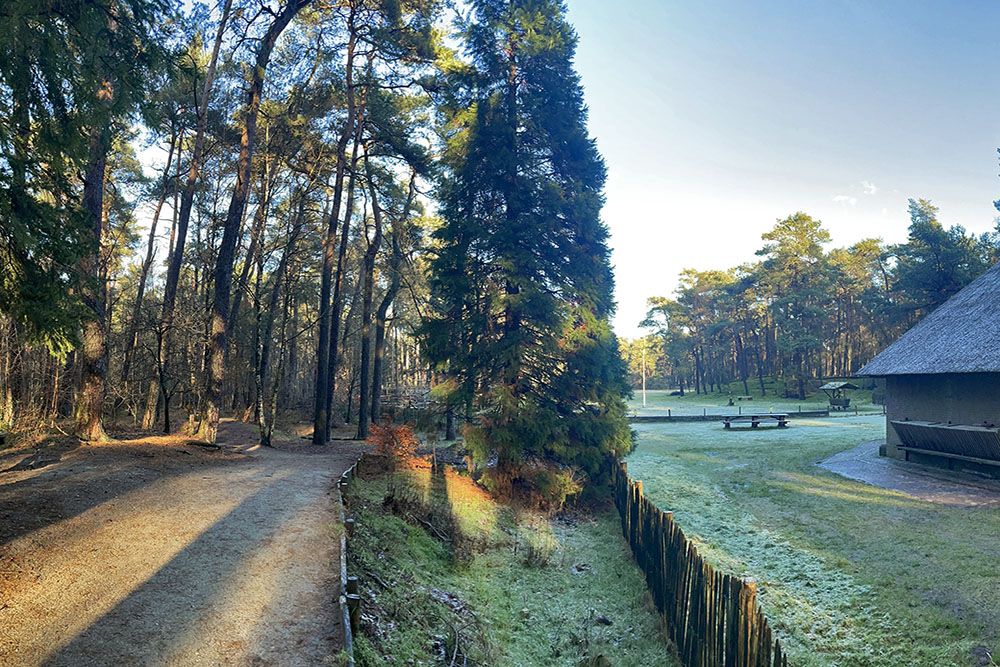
[819,381,859,411]
[857,262,1000,474]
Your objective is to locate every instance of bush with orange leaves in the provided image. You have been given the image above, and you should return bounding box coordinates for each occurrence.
[366,422,420,467]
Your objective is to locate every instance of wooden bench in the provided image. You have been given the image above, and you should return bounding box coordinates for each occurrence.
[897,446,1000,468]
[891,420,1000,467]
[722,413,789,429]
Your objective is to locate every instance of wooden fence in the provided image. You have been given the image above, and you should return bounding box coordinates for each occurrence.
[613,462,789,667]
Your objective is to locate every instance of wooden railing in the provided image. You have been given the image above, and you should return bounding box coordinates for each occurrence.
[613,462,789,667]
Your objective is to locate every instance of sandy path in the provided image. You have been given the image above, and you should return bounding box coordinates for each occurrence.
[0,421,366,666]
[820,439,1000,507]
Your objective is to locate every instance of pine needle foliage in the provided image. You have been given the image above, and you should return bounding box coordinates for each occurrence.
[425,0,631,489]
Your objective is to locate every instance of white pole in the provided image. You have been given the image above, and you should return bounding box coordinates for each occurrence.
[642,347,647,407]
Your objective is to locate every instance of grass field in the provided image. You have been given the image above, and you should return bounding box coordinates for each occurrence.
[346,460,678,666]
[627,385,882,417]
[626,416,1000,666]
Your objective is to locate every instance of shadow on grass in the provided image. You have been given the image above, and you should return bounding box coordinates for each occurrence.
[768,470,928,509]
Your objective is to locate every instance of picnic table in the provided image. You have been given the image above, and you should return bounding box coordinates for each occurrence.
[722,413,789,429]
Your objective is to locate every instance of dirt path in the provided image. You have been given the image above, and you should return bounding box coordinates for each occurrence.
[0,421,367,666]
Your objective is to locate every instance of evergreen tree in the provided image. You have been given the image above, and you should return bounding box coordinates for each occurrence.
[426,0,631,492]
[756,213,832,399]
[893,198,988,313]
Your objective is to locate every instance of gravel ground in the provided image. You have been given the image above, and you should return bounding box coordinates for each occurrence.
[0,420,366,666]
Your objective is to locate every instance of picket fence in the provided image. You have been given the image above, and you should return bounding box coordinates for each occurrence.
[613,462,789,667]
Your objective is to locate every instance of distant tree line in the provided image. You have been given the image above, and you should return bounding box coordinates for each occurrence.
[628,200,1000,398]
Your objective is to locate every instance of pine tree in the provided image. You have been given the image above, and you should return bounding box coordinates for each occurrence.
[426,0,631,492]
[1,0,171,440]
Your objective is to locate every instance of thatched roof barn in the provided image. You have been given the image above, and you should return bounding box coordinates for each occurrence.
[857,262,1000,474]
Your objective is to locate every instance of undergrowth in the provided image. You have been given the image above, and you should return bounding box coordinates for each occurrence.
[344,455,676,666]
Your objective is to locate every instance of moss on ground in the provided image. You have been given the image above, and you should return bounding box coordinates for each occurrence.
[345,459,677,666]
[627,416,1000,667]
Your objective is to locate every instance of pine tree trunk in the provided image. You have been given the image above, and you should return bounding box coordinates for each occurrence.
[355,159,384,440]
[75,122,111,442]
[326,137,362,432]
[159,0,232,423]
[228,155,273,345]
[313,6,358,444]
[120,123,178,387]
[200,0,309,443]
[257,198,304,446]
[370,173,412,426]
[141,378,159,430]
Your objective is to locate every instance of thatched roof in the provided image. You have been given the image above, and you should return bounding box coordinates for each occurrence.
[857,262,1000,376]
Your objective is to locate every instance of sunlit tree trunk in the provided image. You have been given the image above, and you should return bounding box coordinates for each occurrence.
[159,0,232,432]
[313,2,358,444]
[200,0,310,443]
[76,123,112,442]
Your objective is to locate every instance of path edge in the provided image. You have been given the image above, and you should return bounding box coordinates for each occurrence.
[337,457,362,667]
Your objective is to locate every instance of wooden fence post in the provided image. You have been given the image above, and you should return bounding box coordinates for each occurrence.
[347,593,361,634]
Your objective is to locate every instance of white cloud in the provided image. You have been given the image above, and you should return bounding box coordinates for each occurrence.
[833,195,858,206]
[862,181,879,195]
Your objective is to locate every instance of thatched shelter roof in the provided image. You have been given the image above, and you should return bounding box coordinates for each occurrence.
[857,262,1000,376]
[819,381,860,390]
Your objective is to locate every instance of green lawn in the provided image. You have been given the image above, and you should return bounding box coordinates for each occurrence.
[628,385,881,417]
[346,461,678,666]
[626,416,1000,667]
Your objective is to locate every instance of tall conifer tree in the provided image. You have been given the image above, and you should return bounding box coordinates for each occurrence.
[426,0,631,488]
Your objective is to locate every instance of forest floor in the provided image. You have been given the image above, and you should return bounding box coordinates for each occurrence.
[627,416,1000,667]
[0,419,367,666]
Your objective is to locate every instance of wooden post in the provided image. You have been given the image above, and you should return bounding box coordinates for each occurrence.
[346,575,359,596]
[641,347,647,408]
[347,593,361,634]
[345,517,356,538]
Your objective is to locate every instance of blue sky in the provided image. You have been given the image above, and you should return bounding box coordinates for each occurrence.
[565,0,1000,337]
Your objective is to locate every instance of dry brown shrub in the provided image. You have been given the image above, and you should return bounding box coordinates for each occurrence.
[367,422,419,468]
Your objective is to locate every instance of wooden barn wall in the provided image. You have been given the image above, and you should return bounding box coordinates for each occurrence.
[885,373,1000,459]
